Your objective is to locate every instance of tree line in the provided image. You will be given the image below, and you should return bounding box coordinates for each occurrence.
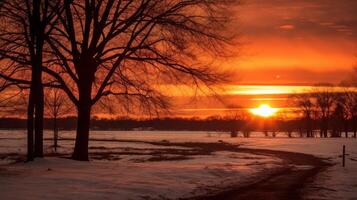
[0,109,356,138]
[0,0,237,161]
[290,85,357,138]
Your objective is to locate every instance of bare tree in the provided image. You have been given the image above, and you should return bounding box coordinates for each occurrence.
[332,91,351,137]
[223,106,246,137]
[0,0,62,160]
[290,93,315,137]
[45,88,71,152]
[343,90,357,138]
[330,96,344,137]
[227,108,253,138]
[340,72,357,138]
[43,0,237,160]
[276,108,293,137]
[312,85,335,138]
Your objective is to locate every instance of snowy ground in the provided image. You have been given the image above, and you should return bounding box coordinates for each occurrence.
[1,130,357,199]
[239,138,357,200]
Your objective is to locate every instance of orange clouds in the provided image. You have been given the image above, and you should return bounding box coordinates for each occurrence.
[238,36,356,70]
[229,0,357,85]
[279,24,295,30]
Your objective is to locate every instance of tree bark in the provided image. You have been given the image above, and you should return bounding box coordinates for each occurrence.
[353,117,357,138]
[27,87,35,162]
[72,75,93,161]
[34,83,44,157]
[72,100,91,161]
[32,0,44,158]
[54,116,58,152]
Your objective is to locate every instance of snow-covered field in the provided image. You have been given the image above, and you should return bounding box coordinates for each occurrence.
[1,130,357,199]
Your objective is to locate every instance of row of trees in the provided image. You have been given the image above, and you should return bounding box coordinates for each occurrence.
[0,0,236,161]
[291,86,357,138]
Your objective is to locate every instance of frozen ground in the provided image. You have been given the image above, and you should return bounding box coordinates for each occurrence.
[239,138,357,200]
[0,130,357,199]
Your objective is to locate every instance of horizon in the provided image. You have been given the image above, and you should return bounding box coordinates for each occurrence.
[1,1,357,200]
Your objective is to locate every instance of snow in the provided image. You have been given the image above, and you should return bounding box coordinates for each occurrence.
[0,153,280,200]
[0,130,283,200]
[1,130,357,199]
[236,138,357,200]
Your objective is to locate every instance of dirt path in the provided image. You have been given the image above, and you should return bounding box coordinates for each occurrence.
[132,141,330,200]
[162,143,331,200]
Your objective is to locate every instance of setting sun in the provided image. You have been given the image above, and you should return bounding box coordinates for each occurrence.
[250,104,278,117]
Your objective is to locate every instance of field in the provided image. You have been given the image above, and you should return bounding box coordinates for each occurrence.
[1,130,357,200]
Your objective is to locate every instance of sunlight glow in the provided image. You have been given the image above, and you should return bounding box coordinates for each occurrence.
[250,104,278,117]
[227,85,312,95]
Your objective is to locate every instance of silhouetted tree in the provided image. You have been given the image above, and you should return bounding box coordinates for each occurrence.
[312,85,335,138]
[45,88,72,152]
[276,109,293,137]
[0,0,62,160]
[330,100,343,137]
[43,0,236,160]
[291,93,315,137]
[343,90,357,138]
[333,91,351,137]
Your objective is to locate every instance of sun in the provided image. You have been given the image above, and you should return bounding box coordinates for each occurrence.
[250,104,278,117]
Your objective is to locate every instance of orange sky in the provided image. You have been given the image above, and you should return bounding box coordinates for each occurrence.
[171,0,357,118]
[227,0,357,85]
[3,0,356,119]
[106,1,357,118]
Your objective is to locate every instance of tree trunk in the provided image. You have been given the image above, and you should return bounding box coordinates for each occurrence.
[72,101,91,161]
[324,119,329,138]
[72,76,93,161]
[306,118,311,138]
[54,117,58,152]
[32,0,44,158]
[27,88,35,162]
[34,83,44,157]
[353,118,357,138]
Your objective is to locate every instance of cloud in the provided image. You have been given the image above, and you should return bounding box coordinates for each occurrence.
[230,0,357,85]
[279,24,295,30]
[234,68,353,85]
[237,0,357,38]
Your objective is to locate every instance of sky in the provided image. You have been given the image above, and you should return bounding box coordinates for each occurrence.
[2,0,356,119]
[230,0,357,85]
[175,0,357,117]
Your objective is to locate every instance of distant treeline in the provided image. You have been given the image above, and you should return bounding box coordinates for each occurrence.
[1,116,279,131]
[0,116,356,138]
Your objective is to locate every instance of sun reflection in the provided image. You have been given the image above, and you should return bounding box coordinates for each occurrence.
[250,104,278,117]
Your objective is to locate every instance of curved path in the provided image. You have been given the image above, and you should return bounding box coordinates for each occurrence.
[63,139,333,200]
[160,142,331,200]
